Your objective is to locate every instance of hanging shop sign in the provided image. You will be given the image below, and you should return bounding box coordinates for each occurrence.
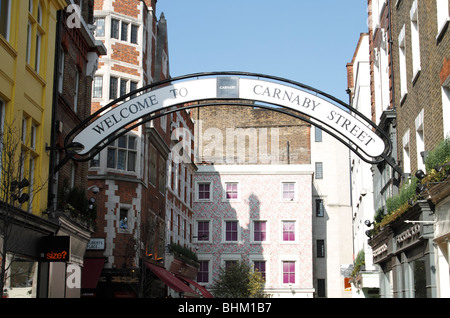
[40,236,70,262]
[66,73,391,165]
[396,224,421,245]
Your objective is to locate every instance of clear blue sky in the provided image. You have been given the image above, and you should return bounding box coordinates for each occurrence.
[156,1,369,103]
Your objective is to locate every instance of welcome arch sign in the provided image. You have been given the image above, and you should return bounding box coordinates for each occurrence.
[63,72,394,169]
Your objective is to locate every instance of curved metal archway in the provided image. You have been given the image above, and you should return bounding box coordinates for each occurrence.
[59,72,398,172]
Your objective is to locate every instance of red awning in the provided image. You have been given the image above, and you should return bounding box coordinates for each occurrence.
[146,263,199,297]
[176,275,214,298]
[82,258,104,289]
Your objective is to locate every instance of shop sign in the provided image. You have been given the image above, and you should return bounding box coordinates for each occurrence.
[373,244,388,257]
[396,224,421,244]
[41,236,70,262]
[87,238,105,250]
[71,76,387,161]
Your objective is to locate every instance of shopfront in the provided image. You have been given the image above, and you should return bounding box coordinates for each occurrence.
[1,208,92,298]
[429,177,450,297]
[369,201,437,298]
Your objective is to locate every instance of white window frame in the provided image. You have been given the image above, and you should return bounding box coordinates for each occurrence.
[442,85,450,139]
[250,219,269,244]
[197,256,213,284]
[280,181,298,202]
[222,181,240,202]
[194,219,212,243]
[249,254,269,283]
[280,220,298,243]
[220,253,242,268]
[415,109,425,171]
[195,180,213,202]
[399,25,408,103]
[94,17,105,37]
[280,257,300,286]
[92,75,103,98]
[436,0,450,40]
[222,219,240,243]
[410,0,421,82]
[403,129,411,175]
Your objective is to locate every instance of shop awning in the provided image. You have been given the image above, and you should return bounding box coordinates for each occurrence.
[146,263,199,297]
[176,275,214,298]
[82,258,104,289]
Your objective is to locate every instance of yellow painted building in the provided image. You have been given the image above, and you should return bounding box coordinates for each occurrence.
[0,0,67,215]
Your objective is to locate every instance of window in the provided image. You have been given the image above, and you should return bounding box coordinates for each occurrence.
[120,78,127,97]
[253,221,267,242]
[225,260,238,270]
[158,155,165,193]
[58,49,64,94]
[315,126,322,142]
[94,17,105,37]
[253,261,266,281]
[26,22,32,64]
[315,162,323,179]
[225,182,238,200]
[119,208,128,229]
[197,260,209,283]
[107,134,137,171]
[402,130,411,174]
[90,152,100,167]
[436,0,449,39]
[121,21,128,41]
[317,240,325,258]
[30,123,36,150]
[282,261,295,284]
[27,156,35,212]
[415,110,425,171]
[4,254,39,298]
[410,0,421,80]
[130,81,138,96]
[149,145,157,185]
[74,70,79,113]
[35,30,41,73]
[0,0,11,40]
[131,24,138,44]
[225,221,238,242]
[442,86,450,138]
[282,221,295,242]
[26,1,44,73]
[316,199,324,217]
[109,76,118,100]
[93,76,103,98]
[111,18,119,39]
[317,279,326,298]
[21,117,27,144]
[197,182,212,201]
[399,25,408,102]
[281,182,296,201]
[196,221,210,241]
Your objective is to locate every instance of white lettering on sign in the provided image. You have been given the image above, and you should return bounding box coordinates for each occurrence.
[239,79,385,158]
[373,244,388,257]
[396,224,421,244]
[72,77,386,159]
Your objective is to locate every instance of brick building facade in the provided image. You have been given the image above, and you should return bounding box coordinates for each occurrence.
[83,0,199,298]
[191,105,353,298]
[84,0,172,298]
[365,0,450,298]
